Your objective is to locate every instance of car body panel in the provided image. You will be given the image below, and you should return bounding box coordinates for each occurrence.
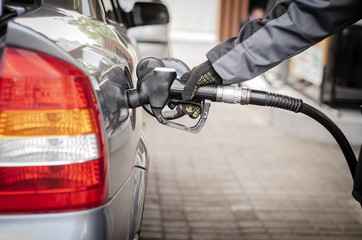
[0,167,147,240]
[0,0,153,239]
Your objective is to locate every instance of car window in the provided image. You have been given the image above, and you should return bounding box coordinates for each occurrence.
[117,0,135,13]
[101,0,119,22]
[110,0,124,24]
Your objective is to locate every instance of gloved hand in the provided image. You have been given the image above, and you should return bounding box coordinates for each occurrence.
[181,60,222,100]
[175,60,222,118]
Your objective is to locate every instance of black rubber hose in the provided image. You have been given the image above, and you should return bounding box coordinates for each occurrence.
[248,89,357,178]
[250,90,303,112]
[299,103,357,177]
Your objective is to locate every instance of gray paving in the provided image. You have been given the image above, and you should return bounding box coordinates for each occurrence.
[139,40,362,240]
[140,103,362,240]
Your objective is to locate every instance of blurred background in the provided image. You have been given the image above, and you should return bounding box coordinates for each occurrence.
[134,0,362,239]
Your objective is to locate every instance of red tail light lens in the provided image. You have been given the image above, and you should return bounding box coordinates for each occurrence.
[0,47,109,213]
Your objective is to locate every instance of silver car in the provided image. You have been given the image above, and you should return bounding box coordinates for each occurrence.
[0,0,169,239]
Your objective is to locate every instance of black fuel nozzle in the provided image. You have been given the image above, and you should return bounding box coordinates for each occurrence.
[127,67,176,109]
[128,66,178,125]
[127,57,211,133]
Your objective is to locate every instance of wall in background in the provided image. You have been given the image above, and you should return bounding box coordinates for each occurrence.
[165,0,219,42]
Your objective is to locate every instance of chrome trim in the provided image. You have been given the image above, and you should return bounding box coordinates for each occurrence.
[216,86,223,102]
[241,87,251,105]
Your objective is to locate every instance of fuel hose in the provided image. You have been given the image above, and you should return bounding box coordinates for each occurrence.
[170,83,357,178]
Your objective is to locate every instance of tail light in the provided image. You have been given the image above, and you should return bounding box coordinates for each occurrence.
[0,47,109,213]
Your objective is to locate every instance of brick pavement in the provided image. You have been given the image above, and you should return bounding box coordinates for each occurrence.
[140,102,362,240]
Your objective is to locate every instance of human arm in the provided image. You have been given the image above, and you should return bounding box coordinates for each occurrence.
[179,0,362,117]
[207,0,362,84]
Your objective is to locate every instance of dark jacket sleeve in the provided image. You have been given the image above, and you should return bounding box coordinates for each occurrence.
[207,0,362,84]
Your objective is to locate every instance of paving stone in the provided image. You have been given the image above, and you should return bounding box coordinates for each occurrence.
[234,210,260,221]
[238,221,264,229]
[263,221,290,229]
[164,232,189,240]
[140,231,163,240]
[163,221,188,230]
[256,211,284,221]
[185,212,210,222]
[324,237,362,240]
[340,223,362,233]
[141,225,162,233]
[216,233,243,240]
[242,228,268,235]
[143,209,161,220]
[329,212,359,224]
[270,234,295,240]
[315,223,341,232]
[346,233,362,239]
[243,233,270,240]
[191,233,218,240]
[208,211,235,222]
[188,221,214,231]
[212,221,239,230]
[162,209,185,221]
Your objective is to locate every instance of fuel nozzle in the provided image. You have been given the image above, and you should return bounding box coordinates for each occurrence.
[127,63,178,126]
[127,67,176,109]
[127,57,211,133]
